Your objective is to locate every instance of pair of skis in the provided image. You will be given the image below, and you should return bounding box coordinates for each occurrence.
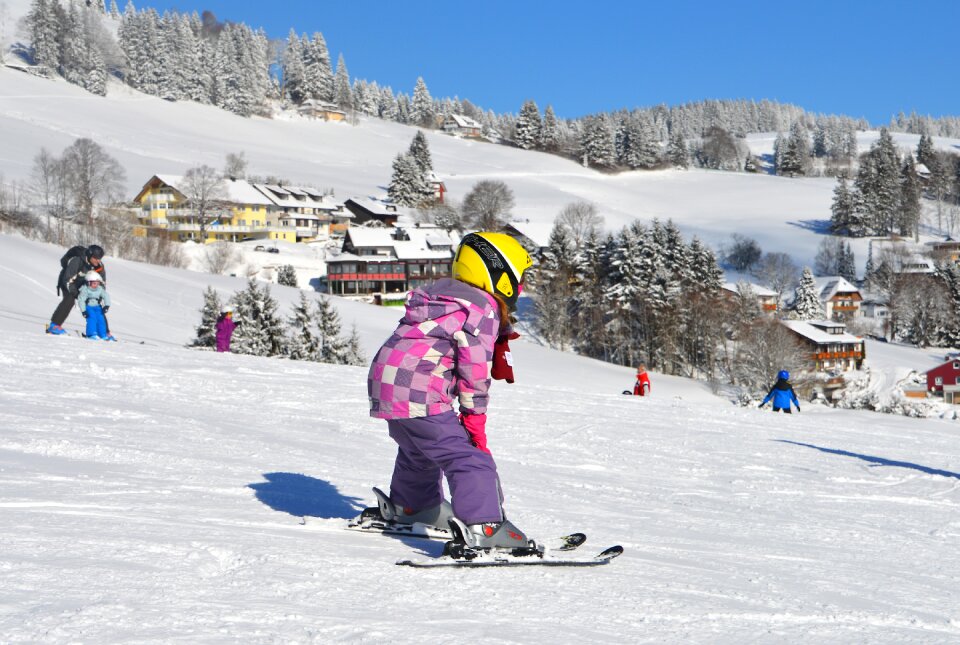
[347,495,623,568]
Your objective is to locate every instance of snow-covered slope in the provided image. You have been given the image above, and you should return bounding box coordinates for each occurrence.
[1,233,959,643]
[4,67,958,275]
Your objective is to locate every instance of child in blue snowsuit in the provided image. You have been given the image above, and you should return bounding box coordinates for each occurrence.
[760,370,800,413]
[77,271,113,341]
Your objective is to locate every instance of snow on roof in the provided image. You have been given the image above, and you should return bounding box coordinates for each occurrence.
[814,276,859,301]
[155,175,273,206]
[445,114,482,129]
[252,184,336,210]
[722,281,778,297]
[345,226,456,260]
[781,320,863,344]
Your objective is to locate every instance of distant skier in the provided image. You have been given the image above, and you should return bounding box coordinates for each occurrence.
[77,271,114,341]
[633,364,651,396]
[48,244,106,335]
[215,306,237,352]
[367,232,533,549]
[759,370,800,413]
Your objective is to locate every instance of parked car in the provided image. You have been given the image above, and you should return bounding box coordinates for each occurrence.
[254,245,266,252]
[267,247,280,254]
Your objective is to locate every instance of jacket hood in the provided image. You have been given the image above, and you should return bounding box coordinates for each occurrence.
[402,278,496,331]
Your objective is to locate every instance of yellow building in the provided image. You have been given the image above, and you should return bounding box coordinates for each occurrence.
[133,175,296,243]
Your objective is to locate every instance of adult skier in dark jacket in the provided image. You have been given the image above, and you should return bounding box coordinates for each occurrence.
[47,245,106,335]
[760,370,800,413]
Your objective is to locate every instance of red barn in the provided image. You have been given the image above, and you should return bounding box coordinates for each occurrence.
[926,359,960,394]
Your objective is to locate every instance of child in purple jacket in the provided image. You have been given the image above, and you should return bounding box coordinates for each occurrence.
[215,306,237,352]
[367,232,533,549]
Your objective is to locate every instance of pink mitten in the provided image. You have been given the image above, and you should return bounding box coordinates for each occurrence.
[460,413,490,454]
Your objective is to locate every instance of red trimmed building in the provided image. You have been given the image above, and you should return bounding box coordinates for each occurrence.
[926,359,960,394]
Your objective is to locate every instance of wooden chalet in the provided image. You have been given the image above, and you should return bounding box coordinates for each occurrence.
[442,114,483,138]
[814,276,862,321]
[780,320,866,373]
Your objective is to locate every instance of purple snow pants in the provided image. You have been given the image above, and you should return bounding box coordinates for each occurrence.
[386,411,504,524]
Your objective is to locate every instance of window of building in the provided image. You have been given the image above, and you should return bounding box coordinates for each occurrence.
[935,377,943,386]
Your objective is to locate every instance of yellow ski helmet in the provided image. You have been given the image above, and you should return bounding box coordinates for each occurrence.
[453,232,533,311]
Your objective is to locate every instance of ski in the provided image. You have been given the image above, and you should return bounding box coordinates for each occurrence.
[396,544,623,568]
[346,512,588,553]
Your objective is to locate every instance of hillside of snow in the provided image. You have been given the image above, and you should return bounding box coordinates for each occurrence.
[1,233,959,642]
[3,66,959,277]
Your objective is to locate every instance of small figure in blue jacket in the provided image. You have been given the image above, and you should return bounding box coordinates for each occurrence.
[759,370,800,413]
[77,271,113,341]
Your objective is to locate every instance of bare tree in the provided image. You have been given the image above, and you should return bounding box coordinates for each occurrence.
[61,138,126,226]
[557,200,603,248]
[417,200,465,233]
[224,151,248,179]
[181,165,229,242]
[698,126,741,171]
[461,180,515,231]
[752,252,798,311]
[31,148,67,242]
[732,319,810,394]
[721,233,762,272]
[201,241,239,274]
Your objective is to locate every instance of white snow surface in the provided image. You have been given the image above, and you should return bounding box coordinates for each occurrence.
[1,233,959,643]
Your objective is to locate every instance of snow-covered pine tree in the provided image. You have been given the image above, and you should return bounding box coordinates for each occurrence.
[579,115,616,168]
[110,0,120,18]
[514,100,542,150]
[772,132,785,174]
[60,1,88,87]
[411,77,434,127]
[570,228,611,360]
[533,222,576,350]
[341,324,366,366]
[838,242,856,283]
[231,280,286,357]
[792,268,825,320]
[192,286,222,348]
[26,0,61,72]
[779,122,810,176]
[623,115,660,169]
[899,155,921,239]
[666,131,688,168]
[378,85,398,120]
[916,132,936,168]
[937,262,960,347]
[302,32,334,102]
[387,153,424,207]
[830,175,856,235]
[333,53,353,111]
[407,130,433,175]
[281,29,306,104]
[316,296,348,364]
[541,105,560,152]
[855,128,901,235]
[287,292,320,361]
[277,264,297,287]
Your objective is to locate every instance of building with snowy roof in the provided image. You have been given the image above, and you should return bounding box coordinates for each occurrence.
[325,226,457,297]
[252,184,352,241]
[343,198,403,227]
[297,99,347,122]
[813,276,863,321]
[721,281,780,315]
[442,114,483,138]
[780,319,866,373]
[133,175,294,243]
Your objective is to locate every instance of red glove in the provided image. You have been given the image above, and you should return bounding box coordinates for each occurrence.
[460,413,490,454]
[492,331,520,383]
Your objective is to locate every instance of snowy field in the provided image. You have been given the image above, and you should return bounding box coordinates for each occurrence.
[1,234,959,643]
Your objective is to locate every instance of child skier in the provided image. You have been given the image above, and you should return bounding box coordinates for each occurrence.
[759,370,800,413]
[215,306,237,352]
[633,364,651,396]
[367,232,533,549]
[77,271,114,341]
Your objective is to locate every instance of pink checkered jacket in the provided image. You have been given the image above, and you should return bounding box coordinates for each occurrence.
[368,278,500,419]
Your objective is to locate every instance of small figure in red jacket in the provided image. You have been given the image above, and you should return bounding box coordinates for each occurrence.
[633,364,651,396]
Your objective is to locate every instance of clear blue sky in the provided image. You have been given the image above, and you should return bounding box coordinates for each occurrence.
[144,0,958,124]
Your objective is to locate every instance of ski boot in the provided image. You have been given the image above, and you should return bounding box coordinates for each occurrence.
[46,322,67,335]
[444,516,533,559]
[350,487,455,538]
[103,335,117,342]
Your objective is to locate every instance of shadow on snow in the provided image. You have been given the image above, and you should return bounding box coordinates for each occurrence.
[786,219,833,235]
[248,472,365,519]
[776,440,960,479]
